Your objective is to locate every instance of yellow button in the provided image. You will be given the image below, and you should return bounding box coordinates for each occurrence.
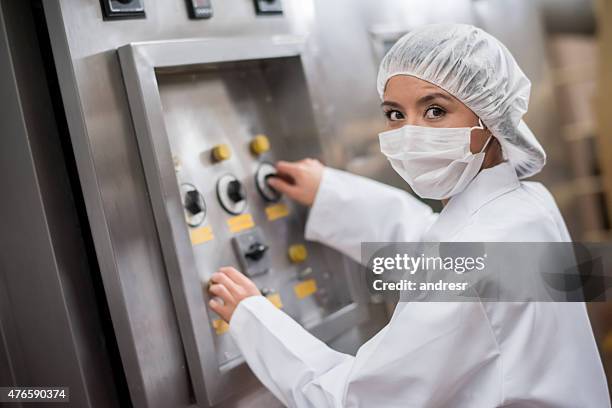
[212,319,230,335]
[250,134,270,155]
[288,244,308,263]
[211,144,231,162]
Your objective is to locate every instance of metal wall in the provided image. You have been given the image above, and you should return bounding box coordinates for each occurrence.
[0,0,122,406]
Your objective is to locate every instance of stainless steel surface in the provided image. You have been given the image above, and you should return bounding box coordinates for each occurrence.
[0,1,120,406]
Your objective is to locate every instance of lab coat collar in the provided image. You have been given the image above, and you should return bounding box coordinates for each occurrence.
[424,161,521,240]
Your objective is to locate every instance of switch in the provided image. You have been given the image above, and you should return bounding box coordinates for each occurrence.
[181,183,206,227]
[186,0,213,19]
[217,174,247,215]
[288,244,308,263]
[245,242,269,261]
[100,0,145,20]
[250,134,270,155]
[254,0,283,15]
[255,162,281,202]
[185,190,203,216]
[211,144,231,162]
[232,228,270,277]
[227,180,246,203]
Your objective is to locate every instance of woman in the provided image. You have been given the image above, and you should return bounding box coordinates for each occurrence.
[208,24,610,407]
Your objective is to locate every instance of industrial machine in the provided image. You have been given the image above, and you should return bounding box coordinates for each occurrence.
[0,0,582,407]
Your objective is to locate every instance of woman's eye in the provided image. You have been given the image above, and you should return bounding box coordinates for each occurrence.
[385,110,405,121]
[425,106,446,119]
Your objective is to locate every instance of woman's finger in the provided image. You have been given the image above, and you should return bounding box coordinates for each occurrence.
[209,283,236,305]
[275,161,302,178]
[267,177,300,196]
[220,266,256,290]
[210,272,242,297]
[209,298,231,322]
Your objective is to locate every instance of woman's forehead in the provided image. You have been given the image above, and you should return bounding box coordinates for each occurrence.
[384,75,456,102]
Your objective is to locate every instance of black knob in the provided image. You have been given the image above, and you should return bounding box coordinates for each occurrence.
[227,179,245,203]
[185,190,203,215]
[245,242,268,261]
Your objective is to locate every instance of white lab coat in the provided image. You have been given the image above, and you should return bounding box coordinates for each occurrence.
[230,162,610,407]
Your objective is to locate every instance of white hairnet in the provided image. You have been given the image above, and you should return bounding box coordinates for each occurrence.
[377,23,545,179]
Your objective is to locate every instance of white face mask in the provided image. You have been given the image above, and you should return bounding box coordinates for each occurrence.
[379,120,492,200]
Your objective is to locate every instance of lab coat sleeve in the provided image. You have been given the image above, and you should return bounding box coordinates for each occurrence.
[230,296,355,407]
[231,297,502,408]
[304,168,438,263]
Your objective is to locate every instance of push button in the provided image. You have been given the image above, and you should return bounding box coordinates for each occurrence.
[288,244,308,263]
[250,134,270,156]
[211,144,231,162]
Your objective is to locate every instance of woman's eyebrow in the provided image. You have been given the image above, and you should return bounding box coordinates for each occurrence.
[416,92,453,105]
[380,100,403,109]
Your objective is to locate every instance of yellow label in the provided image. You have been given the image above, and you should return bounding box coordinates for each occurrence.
[294,279,317,299]
[227,213,255,233]
[212,318,230,335]
[265,203,290,221]
[266,293,283,309]
[190,225,214,245]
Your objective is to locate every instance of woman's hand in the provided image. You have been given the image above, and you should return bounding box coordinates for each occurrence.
[267,159,324,206]
[208,266,261,322]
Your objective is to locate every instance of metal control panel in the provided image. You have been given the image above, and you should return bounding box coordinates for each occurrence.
[119,37,366,406]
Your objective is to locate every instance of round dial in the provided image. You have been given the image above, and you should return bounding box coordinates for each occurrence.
[255,162,281,202]
[180,183,206,227]
[216,174,247,215]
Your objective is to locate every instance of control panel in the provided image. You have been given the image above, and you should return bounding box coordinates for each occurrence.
[159,56,355,370]
[120,38,364,406]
